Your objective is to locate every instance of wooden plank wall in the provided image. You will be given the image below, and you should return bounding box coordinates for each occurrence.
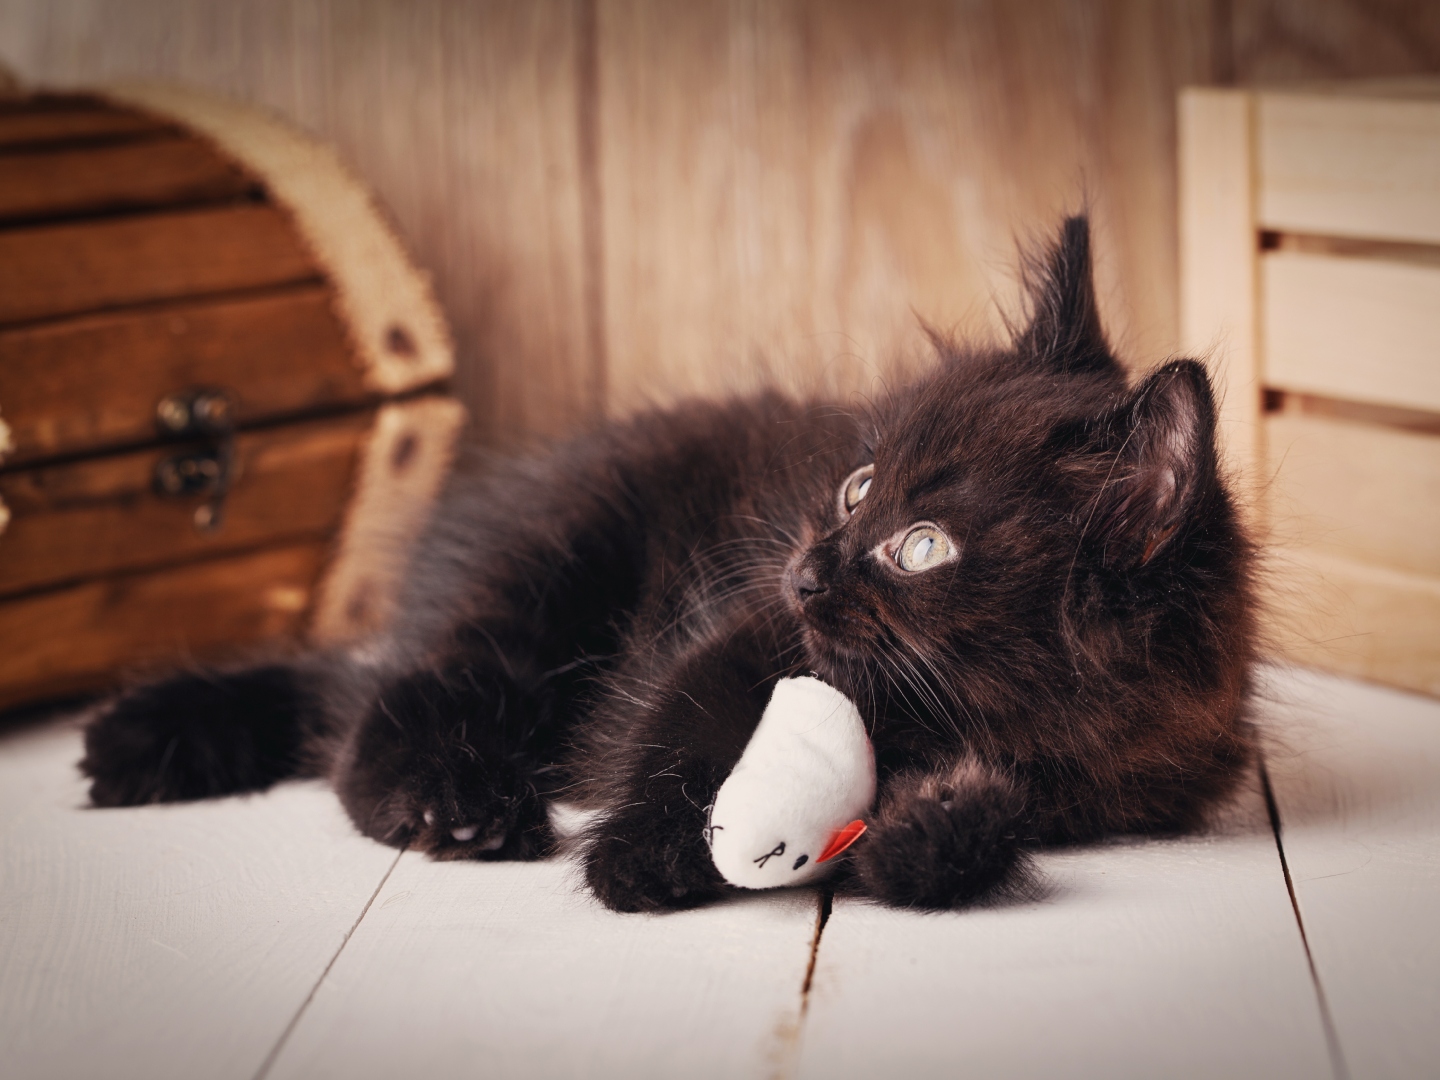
[3,0,1437,444]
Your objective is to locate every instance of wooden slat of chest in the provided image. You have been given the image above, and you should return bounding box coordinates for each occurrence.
[0,96,171,149]
[0,285,367,466]
[0,411,372,599]
[0,203,322,326]
[0,86,460,710]
[0,135,256,225]
[0,541,325,710]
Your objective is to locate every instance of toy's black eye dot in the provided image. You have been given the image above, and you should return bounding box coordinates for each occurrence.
[793,854,809,870]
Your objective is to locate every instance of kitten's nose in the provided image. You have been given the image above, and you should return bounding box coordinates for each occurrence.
[787,563,827,603]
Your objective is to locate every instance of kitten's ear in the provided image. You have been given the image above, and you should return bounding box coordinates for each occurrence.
[1016,216,1120,378]
[1091,359,1218,565]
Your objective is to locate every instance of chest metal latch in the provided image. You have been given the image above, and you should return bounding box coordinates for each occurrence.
[152,388,237,531]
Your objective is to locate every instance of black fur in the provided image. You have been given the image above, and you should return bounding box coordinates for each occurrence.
[852,759,1030,909]
[82,218,1256,913]
[83,665,308,806]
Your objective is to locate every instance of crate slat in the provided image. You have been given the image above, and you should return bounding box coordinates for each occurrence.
[0,285,367,466]
[0,203,321,326]
[1258,90,1440,245]
[1262,250,1440,413]
[1266,410,1440,579]
[1266,546,1440,698]
[1178,88,1261,497]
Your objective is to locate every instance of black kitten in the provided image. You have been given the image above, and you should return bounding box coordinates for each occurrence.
[82,218,1255,912]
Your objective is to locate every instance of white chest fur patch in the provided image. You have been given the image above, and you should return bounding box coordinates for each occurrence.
[708,676,876,889]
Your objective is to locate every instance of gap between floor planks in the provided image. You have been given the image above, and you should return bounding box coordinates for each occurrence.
[209,758,1331,1079]
[252,848,405,1080]
[1260,755,1351,1080]
[1259,666,1440,1080]
[249,853,835,1080]
[249,734,1327,1080]
[16,663,1429,1080]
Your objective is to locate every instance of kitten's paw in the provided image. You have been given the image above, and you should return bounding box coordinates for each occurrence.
[855,759,1030,909]
[335,670,553,861]
[82,667,303,806]
[582,807,727,913]
[337,744,553,861]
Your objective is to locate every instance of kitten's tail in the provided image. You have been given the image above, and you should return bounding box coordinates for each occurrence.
[855,756,1033,909]
[82,661,321,807]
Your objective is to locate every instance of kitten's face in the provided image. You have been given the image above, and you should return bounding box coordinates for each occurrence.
[786,364,1086,700]
[782,217,1229,731]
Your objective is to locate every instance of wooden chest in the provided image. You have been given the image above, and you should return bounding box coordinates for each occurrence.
[1180,79,1440,697]
[0,84,464,711]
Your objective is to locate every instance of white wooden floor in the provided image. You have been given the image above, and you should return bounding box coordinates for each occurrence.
[3,666,1437,1080]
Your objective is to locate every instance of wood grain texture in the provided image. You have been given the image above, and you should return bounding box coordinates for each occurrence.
[0,203,321,327]
[0,722,400,1080]
[0,285,367,465]
[107,81,455,402]
[0,542,325,709]
[0,0,1239,443]
[1257,87,1440,244]
[1261,250,1440,413]
[0,134,254,224]
[0,411,371,598]
[1265,410,1440,577]
[596,0,1216,416]
[0,0,590,444]
[1232,0,1440,84]
[265,854,819,1080]
[8,668,1440,1079]
[797,775,1332,1079]
[5,1,1437,442]
[1263,665,1440,1079]
[1178,87,1262,502]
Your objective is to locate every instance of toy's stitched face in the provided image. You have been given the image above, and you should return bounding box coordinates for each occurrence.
[707,678,875,891]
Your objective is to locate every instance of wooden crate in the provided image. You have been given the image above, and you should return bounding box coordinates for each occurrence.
[1180,79,1440,697]
[0,85,465,710]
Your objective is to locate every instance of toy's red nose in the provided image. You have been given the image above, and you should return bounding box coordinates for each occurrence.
[816,819,867,863]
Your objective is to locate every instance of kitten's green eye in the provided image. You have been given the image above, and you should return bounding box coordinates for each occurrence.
[840,464,874,515]
[896,525,951,572]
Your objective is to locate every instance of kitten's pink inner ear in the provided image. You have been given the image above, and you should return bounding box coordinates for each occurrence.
[816,820,867,863]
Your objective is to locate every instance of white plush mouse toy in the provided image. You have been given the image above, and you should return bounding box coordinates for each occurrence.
[707,676,876,889]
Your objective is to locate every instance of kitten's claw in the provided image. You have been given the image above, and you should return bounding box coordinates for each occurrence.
[338,762,552,861]
[413,801,550,862]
